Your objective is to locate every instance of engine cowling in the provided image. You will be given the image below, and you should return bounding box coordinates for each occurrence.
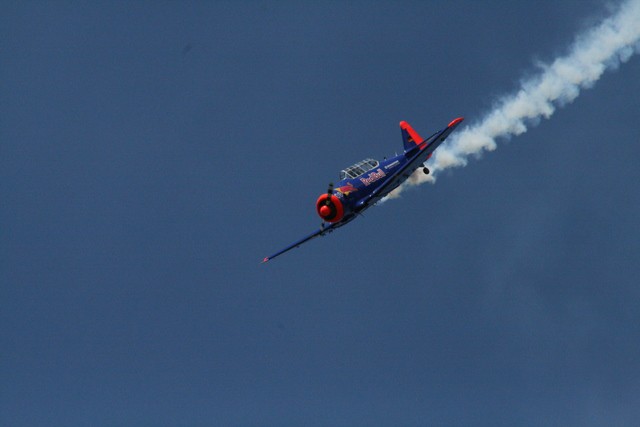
[316,194,344,223]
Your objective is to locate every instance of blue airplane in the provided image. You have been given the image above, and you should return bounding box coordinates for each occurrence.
[263,117,464,263]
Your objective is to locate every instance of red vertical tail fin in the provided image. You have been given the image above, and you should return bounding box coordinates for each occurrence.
[400,121,424,152]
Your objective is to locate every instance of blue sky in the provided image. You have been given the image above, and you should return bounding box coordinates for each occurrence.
[2,1,640,426]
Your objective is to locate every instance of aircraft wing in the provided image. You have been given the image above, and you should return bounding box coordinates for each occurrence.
[262,222,339,263]
[357,117,464,209]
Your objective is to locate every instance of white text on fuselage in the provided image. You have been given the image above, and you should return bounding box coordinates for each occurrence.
[360,168,386,186]
[384,160,400,170]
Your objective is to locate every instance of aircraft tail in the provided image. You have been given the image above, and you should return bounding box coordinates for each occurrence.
[400,121,424,152]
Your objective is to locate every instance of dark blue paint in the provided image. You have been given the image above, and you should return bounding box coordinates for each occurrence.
[263,118,463,262]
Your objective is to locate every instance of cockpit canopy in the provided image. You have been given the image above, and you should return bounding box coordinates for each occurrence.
[339,158,380,180]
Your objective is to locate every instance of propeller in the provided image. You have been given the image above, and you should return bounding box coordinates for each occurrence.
[317,181,345,224]
[325,182,334,205]
[319,183,334,219]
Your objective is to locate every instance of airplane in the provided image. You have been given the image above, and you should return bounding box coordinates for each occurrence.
[262,117,464,263]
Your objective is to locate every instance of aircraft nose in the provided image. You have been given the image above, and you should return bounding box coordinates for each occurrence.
[316,193,344,223]
[319,205,331,218]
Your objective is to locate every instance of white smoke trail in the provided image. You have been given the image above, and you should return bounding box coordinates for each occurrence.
[388,0,640,198]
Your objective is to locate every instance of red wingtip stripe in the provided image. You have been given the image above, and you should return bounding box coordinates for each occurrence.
[262,257,269,263]
[448,117,464,127]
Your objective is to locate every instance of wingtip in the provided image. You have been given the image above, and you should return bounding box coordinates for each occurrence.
[448,117,464,127]
[262,257,270,264]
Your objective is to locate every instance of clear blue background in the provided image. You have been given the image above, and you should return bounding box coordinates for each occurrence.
[2,1,639,426]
